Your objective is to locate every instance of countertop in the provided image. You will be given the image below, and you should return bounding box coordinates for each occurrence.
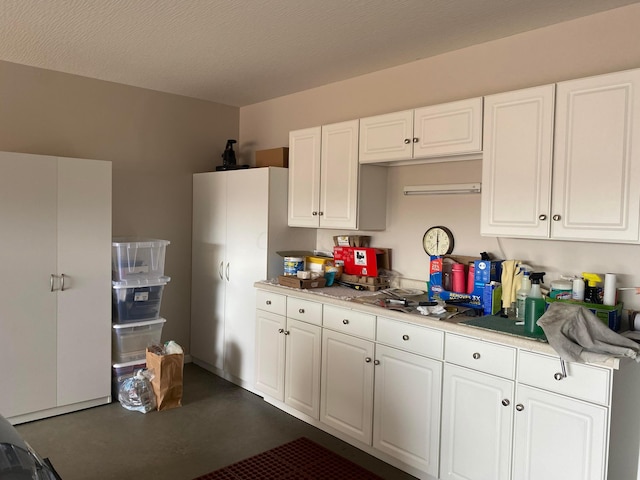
[255,279,623,369]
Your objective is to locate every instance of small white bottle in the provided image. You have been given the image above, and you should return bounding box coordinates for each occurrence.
[572,276,585,301]
[516,270,531,321]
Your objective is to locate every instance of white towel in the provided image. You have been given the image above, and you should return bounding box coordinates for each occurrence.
[537,303,640,363]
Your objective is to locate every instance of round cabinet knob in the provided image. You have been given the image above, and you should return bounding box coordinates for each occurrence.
[312,211,318,216]
[538,214,547,221]
[501,399,510,407]
[284,330,290,335]
[402,334,410,341]
[319,211,324,216]
[516,404,525,412]
[413,137,419,143]
[374,360,380,365]
[365,357,372,363]
[278,328,284,333]
[552,214,561,221]
[298,308,305,314]
[472,352,481,360]
[554,372,564,381]
[266,300,272,305]
[404,138,411,144]
[342,319,349,325]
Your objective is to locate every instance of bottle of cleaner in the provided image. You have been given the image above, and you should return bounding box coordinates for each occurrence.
[516,270,531,321]
[582,272,602,304]
[524,272,546,335]
[570,276,585,301]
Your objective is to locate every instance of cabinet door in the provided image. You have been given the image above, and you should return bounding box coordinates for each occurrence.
[56,158,111,406]
[553,69,640,242]
[440,364,514,480]
[0,153,58,418]
[373,345,442,477]
[254,310,286,401]
[224,168,270,384]
[512,385,607,480]
[321,329,375,445]
[413,97,483,158]
[285,318,322,419]
[481,85,555,238]
[319,120,359,229]
[191,172,227,371]
[359,110,413,163]
[288,126,321,227]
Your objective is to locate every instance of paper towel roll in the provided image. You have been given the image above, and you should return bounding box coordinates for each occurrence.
[604,273,617,306]
[634,313,640,331]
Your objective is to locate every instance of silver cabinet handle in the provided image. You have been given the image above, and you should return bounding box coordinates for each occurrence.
[502,399,510,407]
[404,138,411,144]
[226,262,230,282]
[402,334,409,341]
[472,352,481,360]
[365,357,372,363]
[283,330,290,335]
[554,372,564,381]
[312,211,318,216]
[552,214,561,221]
[219,261,224,280]
[342,319,349,325]
[60,273,66,291]
[413,137,418,143]
[539,214,547,221]
[266,300,272,305]
[299,308,305,314]
[50,274,55,292]
[278,328,284,333]
[516,404,524,412]
[374,359,380,365]
[318,211,324,216]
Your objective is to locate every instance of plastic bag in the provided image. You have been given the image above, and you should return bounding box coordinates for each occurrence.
[118,369,156,413]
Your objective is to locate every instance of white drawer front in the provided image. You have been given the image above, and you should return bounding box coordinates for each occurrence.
[323,305,376,340]
[286,297,323,326]
[518,351,611,406]
[256,290,286,316]
[445,334,516,379]
[376,316,444,360]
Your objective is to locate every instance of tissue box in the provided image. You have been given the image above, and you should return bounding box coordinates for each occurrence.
[545,298,622,331]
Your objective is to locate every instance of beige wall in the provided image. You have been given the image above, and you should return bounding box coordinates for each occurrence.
[0,60,239,351]
[240,4,640,313]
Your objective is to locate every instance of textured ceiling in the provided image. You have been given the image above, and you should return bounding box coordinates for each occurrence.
[0,0,638,107]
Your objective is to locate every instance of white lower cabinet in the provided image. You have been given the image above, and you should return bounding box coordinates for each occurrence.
[373,344,442,477]
[440,363,514,480]
[320,328,375,444]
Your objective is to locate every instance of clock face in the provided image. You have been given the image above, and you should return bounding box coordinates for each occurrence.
[423,226,455,256]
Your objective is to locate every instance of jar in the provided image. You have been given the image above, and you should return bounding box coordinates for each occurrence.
[451,263,466,293]
[550,280,572,299]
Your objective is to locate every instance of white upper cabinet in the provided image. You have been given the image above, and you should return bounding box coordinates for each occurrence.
[481,84,555,238]
[288,120,387,230]
[359,97,483,165]
[552,69,640,242]
[481,67,640,243]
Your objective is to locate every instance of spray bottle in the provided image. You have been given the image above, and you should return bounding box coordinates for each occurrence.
[515,268,532,321]
[524,272,546,335]
[582,273,602,304]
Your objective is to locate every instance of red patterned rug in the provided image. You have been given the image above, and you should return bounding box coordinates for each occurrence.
[193,437,385,479]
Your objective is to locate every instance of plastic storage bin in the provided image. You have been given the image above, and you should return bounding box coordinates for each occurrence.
[112,318,166,363]
[112,276,170,322]
[112,359,147,400]
[112,238,170,282]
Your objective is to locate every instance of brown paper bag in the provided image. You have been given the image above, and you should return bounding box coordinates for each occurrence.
[145,348,184,411]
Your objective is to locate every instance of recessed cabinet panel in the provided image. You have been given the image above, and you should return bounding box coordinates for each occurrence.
[359,110,414,163]
[552,69,640,242]
[288,127,322,227]
[481,85,555,237]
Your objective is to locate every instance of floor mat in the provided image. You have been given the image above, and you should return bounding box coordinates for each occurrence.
[193,437,384,479]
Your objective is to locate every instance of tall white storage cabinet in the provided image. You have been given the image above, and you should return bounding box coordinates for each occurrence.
[191,167,314,390]
[0,151,112,424]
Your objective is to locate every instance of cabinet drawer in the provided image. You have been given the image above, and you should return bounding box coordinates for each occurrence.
[376,316,444,360]
[323,305,375,340]
[287,297,322,326]
[255,290,286,316]
[518,351,611,406]
[445,334,516,379]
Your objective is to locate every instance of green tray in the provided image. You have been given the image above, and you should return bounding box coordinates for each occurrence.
[461,315,547,342]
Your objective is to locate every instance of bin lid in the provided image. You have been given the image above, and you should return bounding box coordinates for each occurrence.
[112,276,171,288]
[112,318,166,329]
[112,237,170,247]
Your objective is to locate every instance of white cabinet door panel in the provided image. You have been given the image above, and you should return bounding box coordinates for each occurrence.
[288,127,321,227]
[285,318,321,419]
[254,310,286,401]
[359,110,413,163]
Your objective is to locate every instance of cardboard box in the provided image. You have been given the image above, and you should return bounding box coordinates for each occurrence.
[545,298,622,331]
[333,246,391,277]
[278,275,326,289]
[256,147,289,168]
[333,235,371,247]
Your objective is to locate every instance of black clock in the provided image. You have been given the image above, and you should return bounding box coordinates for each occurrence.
[422,226,455,256]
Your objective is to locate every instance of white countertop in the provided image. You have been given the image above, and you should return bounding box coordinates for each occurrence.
[255,279,623,369]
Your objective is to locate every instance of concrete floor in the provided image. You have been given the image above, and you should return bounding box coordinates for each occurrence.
[16,363,417,480]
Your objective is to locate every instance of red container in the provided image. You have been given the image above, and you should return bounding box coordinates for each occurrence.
[452,263,466,293]
[467,263,475,294]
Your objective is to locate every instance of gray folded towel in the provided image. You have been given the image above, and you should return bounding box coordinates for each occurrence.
[537,303,640,363]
